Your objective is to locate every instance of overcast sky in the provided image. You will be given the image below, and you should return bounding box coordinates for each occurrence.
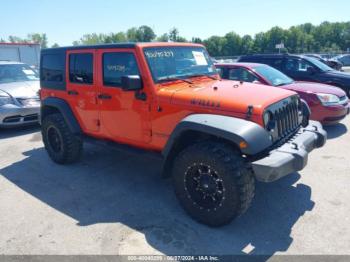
[1,0,349,46]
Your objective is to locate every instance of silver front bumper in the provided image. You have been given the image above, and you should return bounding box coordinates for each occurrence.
[0,105,40,127]
[252,121,327,182]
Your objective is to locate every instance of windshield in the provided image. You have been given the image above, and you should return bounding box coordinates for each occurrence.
[304,57,333,72]
[253,65,294,86]
[143,46,216,83]
[0,64,39,83]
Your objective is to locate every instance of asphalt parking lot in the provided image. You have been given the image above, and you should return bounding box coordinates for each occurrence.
[0,118,350,257]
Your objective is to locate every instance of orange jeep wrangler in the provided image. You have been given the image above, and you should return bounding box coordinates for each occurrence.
[40,43,326,226]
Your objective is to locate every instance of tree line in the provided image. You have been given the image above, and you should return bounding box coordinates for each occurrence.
[1,21,350,56]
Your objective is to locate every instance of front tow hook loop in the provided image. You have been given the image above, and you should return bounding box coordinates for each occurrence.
[292,143,298,150]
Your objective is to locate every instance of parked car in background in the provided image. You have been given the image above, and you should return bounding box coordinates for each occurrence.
[216,63,350,125]
[304,54,343,71]
[238,54,350,97]
[334,54,350,67]
[0,61,40,127]
[0,43,40,68]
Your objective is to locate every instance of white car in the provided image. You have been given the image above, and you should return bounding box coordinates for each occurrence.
[0,61,40,127]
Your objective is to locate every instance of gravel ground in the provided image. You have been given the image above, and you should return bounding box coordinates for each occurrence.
[0,117,349,258]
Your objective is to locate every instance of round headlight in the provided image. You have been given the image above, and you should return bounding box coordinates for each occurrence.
[0,96,15,106]
[263,111,271,126]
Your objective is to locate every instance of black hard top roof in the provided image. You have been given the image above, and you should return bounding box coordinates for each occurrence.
[41,43,137,54]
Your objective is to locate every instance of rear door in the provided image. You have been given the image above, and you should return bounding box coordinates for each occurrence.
[66,49,100,133]
[283,58,316,81]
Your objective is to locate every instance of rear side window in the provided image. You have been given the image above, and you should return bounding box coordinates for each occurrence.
[103,52,139,87]
[265,58,284,70]
[69,53,93,84]
[41,53,66,90]
[227,68,259,82]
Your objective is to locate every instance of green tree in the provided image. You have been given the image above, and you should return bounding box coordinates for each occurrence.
[191,37,202,43]
[8,35,26,43]
[241,35,254,54]
[27,33,48,48]
[168,28,179,42]
[204,36,227,57]
[126,27,138,42]
[135,25,156,42]
[157,33,169,42]
[51,43,60,48]
[73,33,106,45]
[223,32,242,56]
[104,32,127,43]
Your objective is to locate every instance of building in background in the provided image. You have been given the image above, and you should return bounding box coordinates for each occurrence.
[0,43,40,68]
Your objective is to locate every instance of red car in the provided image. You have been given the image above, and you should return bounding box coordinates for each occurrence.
[216,63,350,125]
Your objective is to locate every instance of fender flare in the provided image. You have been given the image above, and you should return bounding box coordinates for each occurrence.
[162,114,272,158]
[41,97,82,134]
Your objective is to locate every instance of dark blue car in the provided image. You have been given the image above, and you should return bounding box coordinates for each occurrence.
[238,54,350,97]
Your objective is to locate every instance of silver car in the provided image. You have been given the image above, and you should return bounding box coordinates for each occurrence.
[0,61,40,127]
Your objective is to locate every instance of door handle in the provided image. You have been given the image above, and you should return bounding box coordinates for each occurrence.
[67,90,79,95]
[97,93,112,100]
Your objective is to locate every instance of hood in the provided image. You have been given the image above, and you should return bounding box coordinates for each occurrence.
[323,70,350,81]
[168,80,297,115]
[285,82,346,97]
[0,81,40,98]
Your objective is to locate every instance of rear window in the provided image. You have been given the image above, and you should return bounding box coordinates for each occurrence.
[69,53,93,84]
[40,52,66,90]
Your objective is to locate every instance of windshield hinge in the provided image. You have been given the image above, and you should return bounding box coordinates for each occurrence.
[246,105,254,120]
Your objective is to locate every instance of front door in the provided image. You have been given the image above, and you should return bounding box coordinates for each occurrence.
[96,49,151,145]
[66,49,100,133]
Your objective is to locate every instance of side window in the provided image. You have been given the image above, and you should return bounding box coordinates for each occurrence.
[103,52,139,87]
[41,54,64,82]
[266,58,284,70]
[228,68,258,82]
[69,53,93,84]
[341,56,350,66]
[216,67,224,77]
[285,58,313,72]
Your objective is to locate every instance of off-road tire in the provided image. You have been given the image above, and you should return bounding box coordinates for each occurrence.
[172,141,255,227]
[42,113,82,164]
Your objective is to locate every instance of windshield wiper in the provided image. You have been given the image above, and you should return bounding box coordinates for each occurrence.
[158,77,193,84]
[188,74,218,80]
[275,83,287,86]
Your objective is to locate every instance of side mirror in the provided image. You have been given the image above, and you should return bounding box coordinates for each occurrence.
[121,75,143,91]
[307,67,316,75]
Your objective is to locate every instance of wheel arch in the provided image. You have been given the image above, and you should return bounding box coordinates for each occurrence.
[41,97,82,135]
[161,114,272,177]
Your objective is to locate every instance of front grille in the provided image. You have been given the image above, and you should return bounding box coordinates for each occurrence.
[266,96,301,142]
[3,115,21,123]
[3,114,39,124]
[23,114,38,122]
[275,102,299,137]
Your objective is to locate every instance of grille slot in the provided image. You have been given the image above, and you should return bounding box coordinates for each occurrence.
[267,97,300,141]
